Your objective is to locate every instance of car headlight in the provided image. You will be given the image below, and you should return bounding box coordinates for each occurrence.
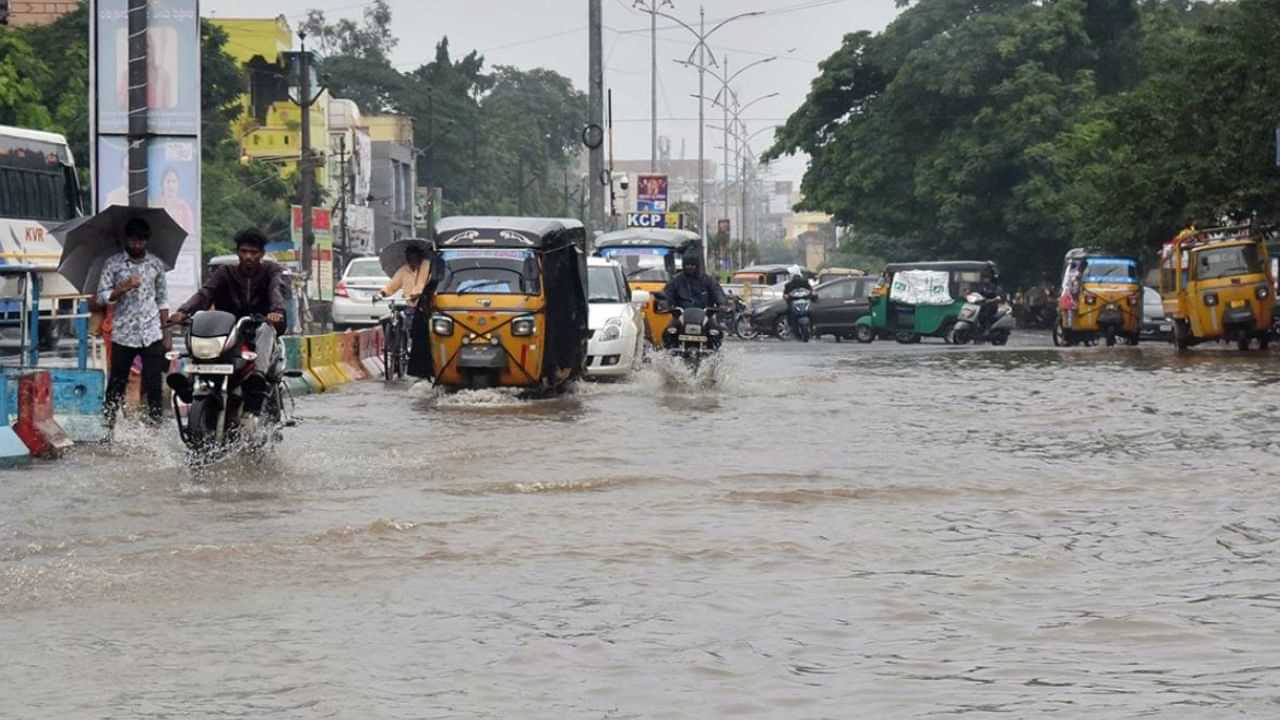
[511,316,536,336]
[190,336,226,360]
[432,315,454,336]
[598,325,621,342]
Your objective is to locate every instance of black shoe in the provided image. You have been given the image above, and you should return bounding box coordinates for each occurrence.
[242,372,269,415]
[166,374,193,404]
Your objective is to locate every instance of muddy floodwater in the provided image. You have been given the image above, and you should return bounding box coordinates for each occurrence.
[4,336,1280,718]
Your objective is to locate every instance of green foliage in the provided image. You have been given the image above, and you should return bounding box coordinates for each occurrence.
[765,0,1273,285]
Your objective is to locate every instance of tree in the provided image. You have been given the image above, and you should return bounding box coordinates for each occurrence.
[765,0,1145,284]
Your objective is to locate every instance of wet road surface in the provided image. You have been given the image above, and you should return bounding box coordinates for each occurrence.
[3,335,1280,718]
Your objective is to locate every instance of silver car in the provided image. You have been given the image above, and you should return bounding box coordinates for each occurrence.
[1141,286,1172,340]
[332,257,391,330]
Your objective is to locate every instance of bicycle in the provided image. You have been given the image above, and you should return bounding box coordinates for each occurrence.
[379,300,413,382]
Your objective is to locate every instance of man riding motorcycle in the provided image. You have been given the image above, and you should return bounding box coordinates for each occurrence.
[167,228,286,416]
[660,249,728,349]
[782,272,812,336]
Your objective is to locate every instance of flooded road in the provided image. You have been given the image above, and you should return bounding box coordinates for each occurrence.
[4,336,1280,718]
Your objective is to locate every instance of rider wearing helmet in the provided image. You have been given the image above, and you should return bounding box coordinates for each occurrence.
[660,248,728,347]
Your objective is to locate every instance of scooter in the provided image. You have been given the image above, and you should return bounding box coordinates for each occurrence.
[166,311,297,467]
[786,287,814,342]
[951,293,1015,346]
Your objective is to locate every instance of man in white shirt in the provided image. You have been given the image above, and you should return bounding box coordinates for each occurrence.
[98,218,170,426]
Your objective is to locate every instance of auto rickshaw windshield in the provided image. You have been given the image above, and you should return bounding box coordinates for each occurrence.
[1193,244,1262,281]
[1083,258,1139,284]
[440,249,540,294]
[599,247,674,282]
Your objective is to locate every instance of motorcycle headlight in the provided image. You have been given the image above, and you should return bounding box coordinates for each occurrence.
[190,336,226,360]
[598,324,621,342]
[511,316,536,336]
[432,315,454,336]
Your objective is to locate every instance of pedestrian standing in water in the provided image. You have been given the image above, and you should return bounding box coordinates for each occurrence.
[99,217,170,427]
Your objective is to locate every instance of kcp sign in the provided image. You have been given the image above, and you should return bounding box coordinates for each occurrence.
[625,212,684,229]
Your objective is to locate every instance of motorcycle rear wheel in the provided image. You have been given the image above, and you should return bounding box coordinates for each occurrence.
[735,314,759,340]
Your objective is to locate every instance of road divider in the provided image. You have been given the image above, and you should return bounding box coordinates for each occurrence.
[14,370,73,458]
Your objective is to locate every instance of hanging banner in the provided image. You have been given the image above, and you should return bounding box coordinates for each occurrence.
[91,0,201,299]
[890,270,952,306]
[286,206,334,302]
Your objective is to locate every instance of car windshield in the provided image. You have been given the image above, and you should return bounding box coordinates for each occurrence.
[1194,244,1262,281]
[1082,258,1138,284]
[440,249,539,295]
[601,248,671,282]
[345,259,387,281]
[588,266,626,303]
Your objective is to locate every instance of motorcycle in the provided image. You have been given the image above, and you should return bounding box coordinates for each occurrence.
[786,287,814,342]
[165,311,297,466]
[950,293,1015,346]
[658,298,723,371]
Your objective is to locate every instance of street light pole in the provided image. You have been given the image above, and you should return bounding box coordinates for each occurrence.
[633,1,673,173]
[653,6,765,266]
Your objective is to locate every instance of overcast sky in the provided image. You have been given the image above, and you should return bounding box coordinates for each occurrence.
[203,0,902,186]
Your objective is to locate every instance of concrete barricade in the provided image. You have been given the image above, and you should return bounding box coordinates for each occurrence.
[47,368,107,443]
[338,332,366,381]
[14,370,73,457]
[0,374,30,467]
[372,326,386,377]
[308,334,347,389]
[281,336,314,396]
[358,329,381,378]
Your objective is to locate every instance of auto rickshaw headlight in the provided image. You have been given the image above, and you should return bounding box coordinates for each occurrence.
[512,316,536,336]
[1256,286,1270,300]
[1084,294,1096,305]
[1204,292,1219,307]
[432,316,454,336]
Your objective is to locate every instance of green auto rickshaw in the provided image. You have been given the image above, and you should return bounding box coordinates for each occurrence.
[854,261,1000,343]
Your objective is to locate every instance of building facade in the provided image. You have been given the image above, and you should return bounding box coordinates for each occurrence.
[367,114,416,250]
[1,0,78,26]
[327,99,375,259]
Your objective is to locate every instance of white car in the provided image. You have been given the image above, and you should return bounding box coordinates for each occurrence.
[332,257,391,330]
[586,257,646,377]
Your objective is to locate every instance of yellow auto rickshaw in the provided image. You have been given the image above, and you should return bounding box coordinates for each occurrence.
[1159,225,1273,351]
[594,228,700,346]
[1053,249,1142,347]
[430,217,589,391]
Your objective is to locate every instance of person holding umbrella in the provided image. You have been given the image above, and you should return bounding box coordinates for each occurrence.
[97,218,170,426]
[375,238,438,378]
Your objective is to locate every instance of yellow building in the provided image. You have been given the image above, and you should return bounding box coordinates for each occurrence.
[209,16,330,185]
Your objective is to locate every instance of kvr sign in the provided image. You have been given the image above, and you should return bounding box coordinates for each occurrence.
[626,212,684,229]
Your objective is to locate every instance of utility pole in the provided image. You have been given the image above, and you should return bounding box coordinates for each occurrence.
[634,1,672,173]
[126,0,148,208]
[588,0,606,239]
[298,32,315,306]
[722,55,730,268]
[337,135,349,268]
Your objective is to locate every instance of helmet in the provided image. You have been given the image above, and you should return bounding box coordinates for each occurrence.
[681,249,702,274]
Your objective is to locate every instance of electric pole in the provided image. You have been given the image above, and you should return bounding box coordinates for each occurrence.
[299,32,314,300]
[588,0,606,239]
[126,0,148,208]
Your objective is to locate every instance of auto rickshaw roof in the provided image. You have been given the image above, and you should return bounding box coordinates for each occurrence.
[594,228,700,251]
[1064,248,1137,263]
[436,216,584,249]
[884,260,996,274]
[737,264,793,274]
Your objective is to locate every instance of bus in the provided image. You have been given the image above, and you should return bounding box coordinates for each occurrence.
[0,125,84,348]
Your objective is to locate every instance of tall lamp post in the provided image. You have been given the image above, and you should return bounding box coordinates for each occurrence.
[653,6,765,264]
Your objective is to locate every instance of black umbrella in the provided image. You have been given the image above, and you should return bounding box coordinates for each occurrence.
[55,206,187,297]
[377,237,434,278]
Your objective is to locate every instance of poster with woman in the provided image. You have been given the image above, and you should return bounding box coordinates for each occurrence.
[95,137,201,303]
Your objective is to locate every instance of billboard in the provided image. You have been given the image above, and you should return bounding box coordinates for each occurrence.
[636,173,668,212]
[287,206,335,302]
[95,136,201,303]
[93,0,201,135]
[92,0,201,301]
[717,219,731,236]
